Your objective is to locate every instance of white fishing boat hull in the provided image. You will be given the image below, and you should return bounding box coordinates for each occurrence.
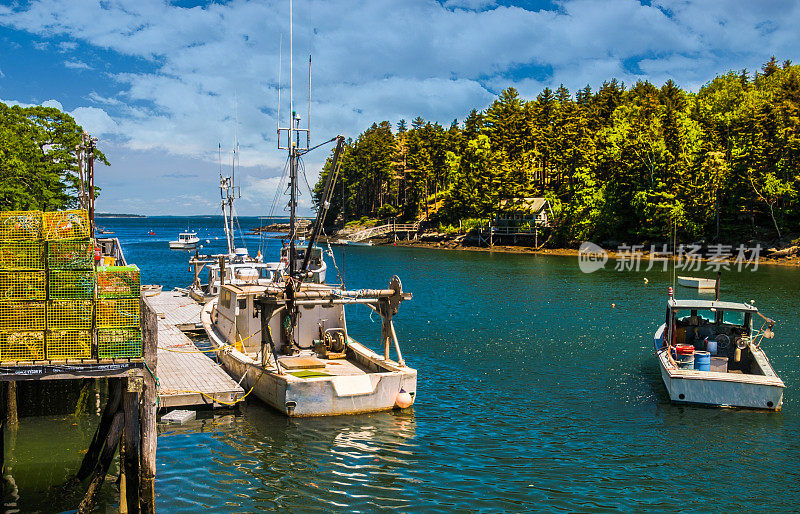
[201,300,417,417]
[655,338,784,411]
[169,241,197,250]
[677,276,716,289]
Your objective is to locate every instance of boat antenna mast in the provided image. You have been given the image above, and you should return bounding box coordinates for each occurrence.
[277,0,309,279]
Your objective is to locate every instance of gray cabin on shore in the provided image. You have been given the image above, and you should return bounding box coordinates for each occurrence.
[493,197,553,235]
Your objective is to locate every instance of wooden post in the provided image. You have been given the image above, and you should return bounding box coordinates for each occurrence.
[6,381,17,426]
[122,387,141,514]
[139,297,158,514]
[76,378,123,481]
[78,411,124,514]
[1,382,5,475]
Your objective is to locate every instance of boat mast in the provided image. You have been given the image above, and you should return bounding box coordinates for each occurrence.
[278,0,309,279]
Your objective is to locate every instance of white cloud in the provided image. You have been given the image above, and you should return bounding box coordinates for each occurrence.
[57,40,77,52]
[0,66,4,78]
[64,59,91,70]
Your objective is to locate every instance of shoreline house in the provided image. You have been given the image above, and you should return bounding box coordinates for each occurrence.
[494,197,554,235]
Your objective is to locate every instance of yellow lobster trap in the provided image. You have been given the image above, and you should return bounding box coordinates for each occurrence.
[0,331,46,361]
[0,270,46,301]
[0,211,42,240]
[46,329,92,359]
[47,240,93,269]
[0,301,46,331]
[48,270,95,299]
[98,328,142,359]
[43,210,90,241]
[97,298,139,328]
[47,300,93,330]
[0,241,46,270]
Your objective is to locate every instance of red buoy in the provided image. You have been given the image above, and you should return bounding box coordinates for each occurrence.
[675,344,695,355]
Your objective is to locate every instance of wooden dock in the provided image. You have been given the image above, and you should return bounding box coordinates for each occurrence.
[147,290,244,408]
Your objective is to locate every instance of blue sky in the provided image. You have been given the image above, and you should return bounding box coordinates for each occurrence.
[1,0,797,216]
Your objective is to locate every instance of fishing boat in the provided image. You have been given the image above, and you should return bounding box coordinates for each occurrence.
[677,276,716,289]
[169,231,200,250]
[653,290,784,410]
[200,5,416,416]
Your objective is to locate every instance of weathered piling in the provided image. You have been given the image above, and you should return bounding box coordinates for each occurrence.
[139,297,157,513]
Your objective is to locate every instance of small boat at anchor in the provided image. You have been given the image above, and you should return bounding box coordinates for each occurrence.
[169,231,200,250]
[654,291,785,410]
[677,276,716,289]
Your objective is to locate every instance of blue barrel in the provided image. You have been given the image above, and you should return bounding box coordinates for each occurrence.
[676,353,695,370]
[694,351,711,371]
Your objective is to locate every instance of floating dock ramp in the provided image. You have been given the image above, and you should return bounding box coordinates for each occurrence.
[148,290,243,408]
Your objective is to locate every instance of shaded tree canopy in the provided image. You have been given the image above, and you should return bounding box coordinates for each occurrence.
[0,102,107,211]
[315,58,800,244]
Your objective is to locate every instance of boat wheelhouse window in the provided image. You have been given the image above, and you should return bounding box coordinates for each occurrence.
[238,298,246,311]
[673,309,715,325]
[220,290,231,309]
[722,310,746,326]
[259,268,270,279]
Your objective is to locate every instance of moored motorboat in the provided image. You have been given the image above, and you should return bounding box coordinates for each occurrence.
[654,292,784,410]
[169,231,200,250]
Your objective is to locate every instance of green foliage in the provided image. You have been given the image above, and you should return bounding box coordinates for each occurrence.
[314,58,800,242]
[0,102,107,210]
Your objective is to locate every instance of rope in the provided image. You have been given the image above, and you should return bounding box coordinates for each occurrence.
[172,367,267,406]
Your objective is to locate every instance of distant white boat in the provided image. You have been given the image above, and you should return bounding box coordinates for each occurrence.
[169,231,200,250]
[677,276,716,289]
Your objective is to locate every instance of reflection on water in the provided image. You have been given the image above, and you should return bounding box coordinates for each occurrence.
[4,217,800,511]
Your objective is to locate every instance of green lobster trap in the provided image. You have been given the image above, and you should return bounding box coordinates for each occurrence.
[0,211,42,240]
[0,331,46,361]
[48,270,95,299]
[47,300,93,330]
[46,329,92,359]
[97,298,139,328]
[97,265,140,299]
[0,270,46,301]
[98,328,142,358]
[47,240,93,269]
[43,210,90,241]
[0,301,46,331]
[0,241,46,270]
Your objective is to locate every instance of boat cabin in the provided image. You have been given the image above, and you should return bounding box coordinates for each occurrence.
[214,283,348,357]
[204,262,284,297]
[177,231,198,242]
[280,245,327,284]
[662,299,768,375]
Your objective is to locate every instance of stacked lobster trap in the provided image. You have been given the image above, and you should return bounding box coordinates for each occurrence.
[0,210,141,361]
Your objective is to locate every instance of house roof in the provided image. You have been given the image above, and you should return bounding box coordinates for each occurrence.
[498,197,550,214]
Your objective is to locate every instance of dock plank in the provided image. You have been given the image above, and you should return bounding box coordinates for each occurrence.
[149,290,243,408]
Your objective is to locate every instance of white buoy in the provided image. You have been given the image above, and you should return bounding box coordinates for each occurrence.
[643,277,649,284]
[395,389,413,409]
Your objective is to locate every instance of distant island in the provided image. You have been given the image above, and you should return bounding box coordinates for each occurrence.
[95,213,146,218]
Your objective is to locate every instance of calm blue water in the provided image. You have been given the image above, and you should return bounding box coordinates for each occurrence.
[5,216,800,512]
